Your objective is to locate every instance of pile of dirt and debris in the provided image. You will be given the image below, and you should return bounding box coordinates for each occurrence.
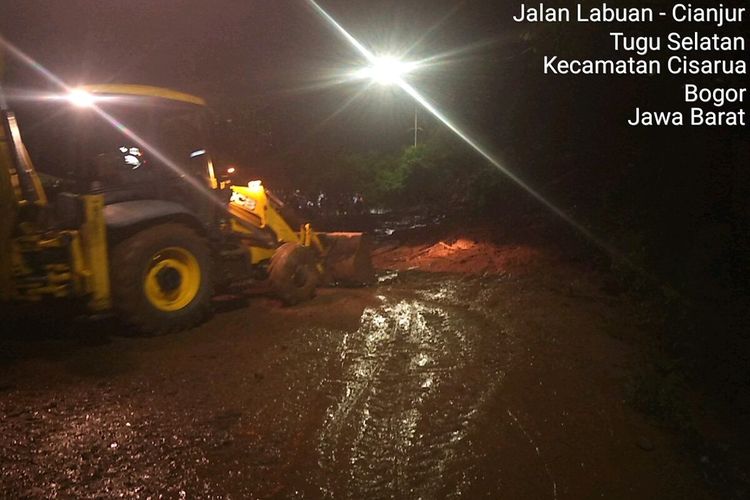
[368,210,578,276]
[373,236,547,275]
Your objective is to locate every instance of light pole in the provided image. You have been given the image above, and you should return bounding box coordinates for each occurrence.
[408,103,424,148]
[410,105,426,147]
[414,106,418,147]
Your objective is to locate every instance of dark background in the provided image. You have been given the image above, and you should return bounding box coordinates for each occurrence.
[1,0,748,354]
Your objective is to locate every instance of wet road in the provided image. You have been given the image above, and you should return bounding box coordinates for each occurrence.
[316,279,510,498]
[1,271,712,498]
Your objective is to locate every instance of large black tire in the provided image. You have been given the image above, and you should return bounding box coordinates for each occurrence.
[268,242,319,305]
[110,223,212,334]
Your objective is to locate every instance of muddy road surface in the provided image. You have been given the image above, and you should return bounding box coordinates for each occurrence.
[1,268,713,498]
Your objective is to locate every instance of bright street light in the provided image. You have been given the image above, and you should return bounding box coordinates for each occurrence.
[355,56,417,86]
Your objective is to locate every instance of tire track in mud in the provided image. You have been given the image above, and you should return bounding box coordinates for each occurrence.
[316,280,511,498]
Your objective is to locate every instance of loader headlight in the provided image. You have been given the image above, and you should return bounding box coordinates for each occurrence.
[66,89,97,108]
[230,191,256,211]
[247,180,264,195]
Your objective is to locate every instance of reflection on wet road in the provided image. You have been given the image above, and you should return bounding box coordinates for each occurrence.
[316,281,511,498]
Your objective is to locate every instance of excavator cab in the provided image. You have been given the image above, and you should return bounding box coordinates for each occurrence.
[23,86,220,223]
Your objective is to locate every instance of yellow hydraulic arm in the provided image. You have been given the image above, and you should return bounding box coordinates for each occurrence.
[0,111,18,299]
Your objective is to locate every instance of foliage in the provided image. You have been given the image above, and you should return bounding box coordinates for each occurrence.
[291,132,506,212]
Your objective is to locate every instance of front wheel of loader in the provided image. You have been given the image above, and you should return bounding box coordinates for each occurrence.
[269,242,319,305]
[111,223,212,334]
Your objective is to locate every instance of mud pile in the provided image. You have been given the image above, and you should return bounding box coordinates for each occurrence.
[374,237,545,275]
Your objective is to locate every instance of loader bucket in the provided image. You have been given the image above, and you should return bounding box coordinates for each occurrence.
[318,232,374,286]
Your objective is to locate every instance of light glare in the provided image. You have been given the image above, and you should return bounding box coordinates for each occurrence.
[67,89,96,108]
[357,56,416,85]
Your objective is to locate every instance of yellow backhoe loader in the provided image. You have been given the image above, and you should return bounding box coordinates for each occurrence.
[0,85,372,333]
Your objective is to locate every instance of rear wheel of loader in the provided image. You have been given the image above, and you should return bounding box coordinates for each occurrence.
[111,223,212,334]
[269,242,318,305]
